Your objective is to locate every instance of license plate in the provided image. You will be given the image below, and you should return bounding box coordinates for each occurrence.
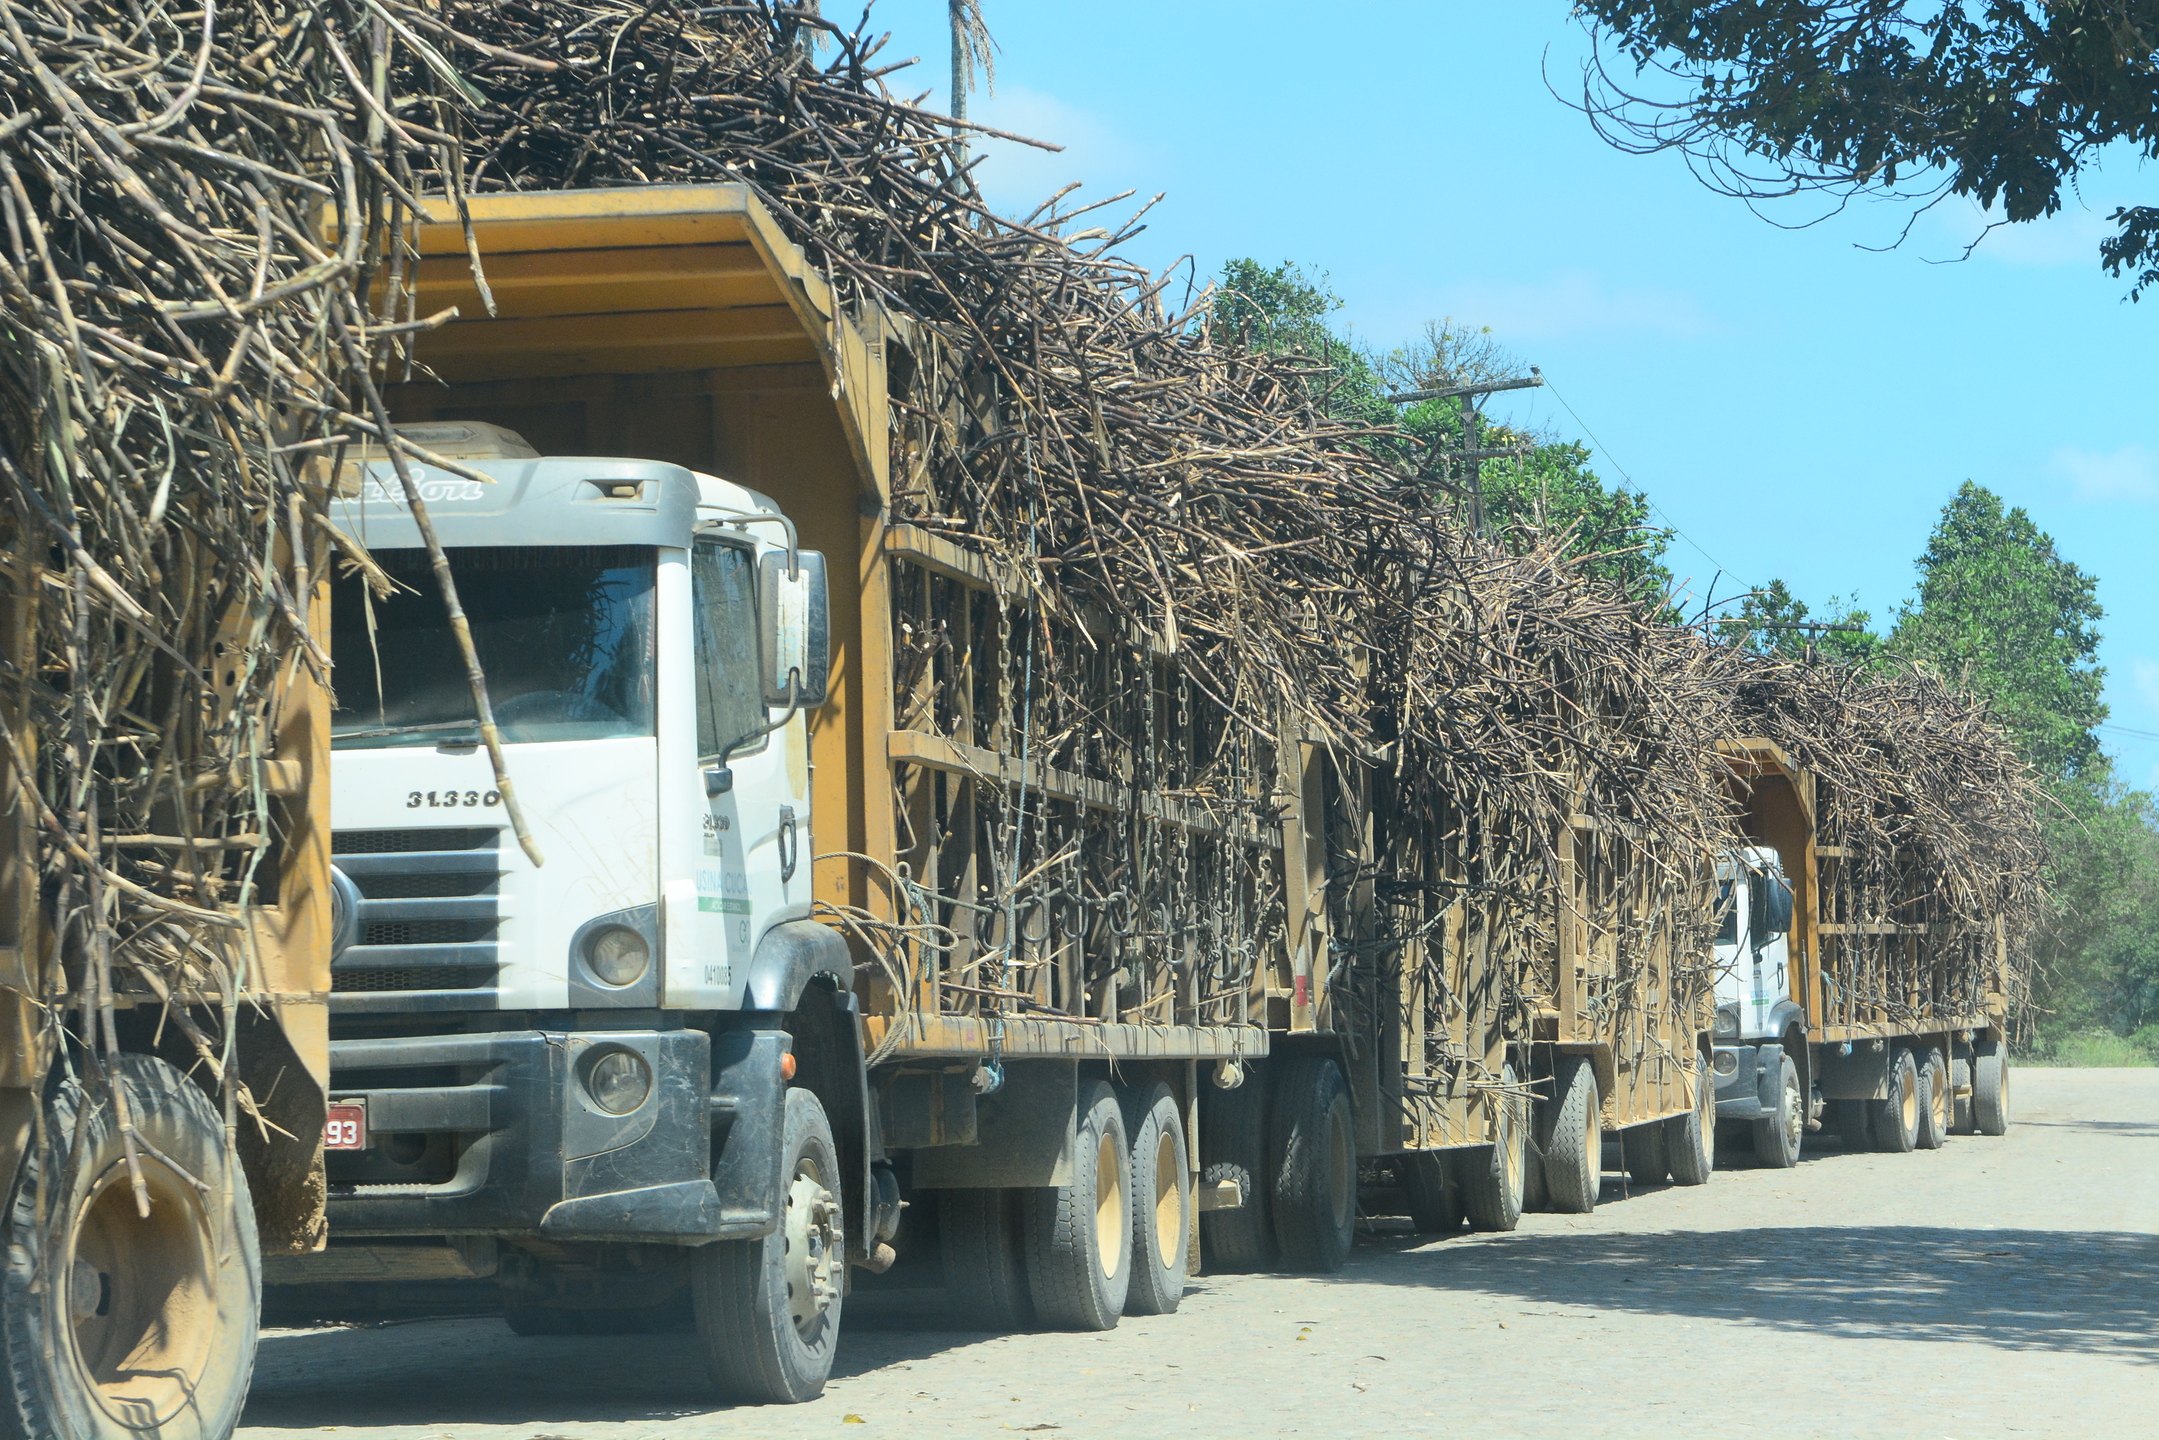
[324,1102,368,1152]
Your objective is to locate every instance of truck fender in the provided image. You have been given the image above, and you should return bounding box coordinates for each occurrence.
[781,983,879,1265]
[742,919,852,1012]
[1766,1000,1808,1045]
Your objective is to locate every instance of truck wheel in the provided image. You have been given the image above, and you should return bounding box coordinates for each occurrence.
[938,1188,1032,1331]
[1401,1153,1461,1234]
[1022,1080,1132,1330]
[1198,1062,1275,1271]
[1462,1064,1528,1232]
[693,1086,843,1404]
[0,1054,259,1440]
[1915,1049,1951,1150]
[1751,1055,1804,1169]
[1870,1050,1920,1154]
[1541,1054,1601,1214]
[1269,1057,1356,1273]
[1972,1039,2011,1136]
[1622,1121,1670,1186]
[1122,1082,1190,1315]
[1665,1064,1715,1186]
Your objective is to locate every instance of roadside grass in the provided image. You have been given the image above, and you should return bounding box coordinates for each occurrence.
[2021,1027,2159,1067]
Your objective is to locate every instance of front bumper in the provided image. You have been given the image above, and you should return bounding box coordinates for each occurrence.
[1713,1043,1770,1120]
[326,1023,731,1243]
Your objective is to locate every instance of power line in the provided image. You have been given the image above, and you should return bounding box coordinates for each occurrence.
[1537,374,1735,582]
[2100,722,2159,744]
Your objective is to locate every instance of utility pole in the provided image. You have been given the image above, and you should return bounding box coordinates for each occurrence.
[1745,619,1869,665]
[1385,372,1544,538]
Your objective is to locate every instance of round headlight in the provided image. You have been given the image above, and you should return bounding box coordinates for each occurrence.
[584,924,650,987]
[1712,1049,1740,1076]
[584,1049,652,1116]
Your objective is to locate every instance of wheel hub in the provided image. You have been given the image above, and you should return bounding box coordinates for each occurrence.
[782,1162,842,1338]
[1093,1129,1127,1280]
[1151,1130,1181,1271]
[68,1158,220,1428]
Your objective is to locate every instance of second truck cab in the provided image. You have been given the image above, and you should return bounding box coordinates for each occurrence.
[1711,846,1805,1157]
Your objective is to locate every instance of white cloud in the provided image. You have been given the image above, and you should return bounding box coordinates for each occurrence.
[964,85,1152,221]
[2135,659,2159,714]
[1392,269,1717,343]
[1919,196,2118,269]
[2050,444,2159,503]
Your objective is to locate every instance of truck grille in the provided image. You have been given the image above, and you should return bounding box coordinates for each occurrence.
[330,828,504,1010]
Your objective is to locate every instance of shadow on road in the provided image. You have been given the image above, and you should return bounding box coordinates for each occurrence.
[242,1310,999,1429]
[2019,1117,2159,1137]
[1334,1225,2159,1362]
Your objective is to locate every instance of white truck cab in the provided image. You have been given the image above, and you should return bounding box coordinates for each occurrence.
[312,423,872,1400]
[1710,846,1808,1163]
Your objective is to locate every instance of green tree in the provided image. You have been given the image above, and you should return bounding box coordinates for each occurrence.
[1210,259,1394,429]
[1716,579,1886,665]
[1574,2,2159,296]
[2034,776,2159,1039]
[1890,481,2106,782]
[1212,267,1679,610]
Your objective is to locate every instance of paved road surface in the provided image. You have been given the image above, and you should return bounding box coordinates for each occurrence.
[241,1067,2158,1439]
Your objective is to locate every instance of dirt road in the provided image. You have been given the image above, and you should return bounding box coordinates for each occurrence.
[241,1067,2158,1439]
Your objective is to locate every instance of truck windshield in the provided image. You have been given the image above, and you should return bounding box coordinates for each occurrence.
[331,545,656,749]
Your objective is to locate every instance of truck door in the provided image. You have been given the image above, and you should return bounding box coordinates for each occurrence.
[689,535,809,995]
[1743,868,1794,1039]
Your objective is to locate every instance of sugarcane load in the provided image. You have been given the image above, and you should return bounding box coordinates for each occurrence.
[0,0,2043,1428]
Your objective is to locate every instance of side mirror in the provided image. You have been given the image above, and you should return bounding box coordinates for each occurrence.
[1765,877,1794,936]
[758,549,830,708]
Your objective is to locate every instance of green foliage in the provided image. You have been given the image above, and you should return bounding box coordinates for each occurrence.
[1576,2,2159,297]
[1890,482,2106,783]
[2023,1027,2154,1068]
[1210,263,1675,611]
[1716,579,1886,666]
[2031,773,2159,1036]
[1210,260,1393,429]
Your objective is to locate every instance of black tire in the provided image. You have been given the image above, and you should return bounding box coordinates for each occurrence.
[938,1187,1032,1331]
[1665,1062,1715,1187]
[692,1086,843,1404]
[1622,1122,1670,1186]
[1122,1082,1190,1316]
[1400,1153,1461,1235]
[1462,1064,1528,1232]
[1022,1080,1132,1330]
[1269,1057,1357,1273]
[1915,1049,1951,1150]
[1871,1049,1920,1154]
[1751,1054,1804,1168]
[1541,1054,1601,1214]
[0,1054,260,1440]
[1197,1063,1275,1272]
[1972,1038,2011,1136]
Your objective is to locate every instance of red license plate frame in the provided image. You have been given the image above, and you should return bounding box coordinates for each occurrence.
[324,1101,368,1152]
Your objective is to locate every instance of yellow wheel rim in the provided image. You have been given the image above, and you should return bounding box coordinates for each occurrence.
[69,1159,219,1428]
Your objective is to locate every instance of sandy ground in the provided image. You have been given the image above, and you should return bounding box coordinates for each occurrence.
[240,1067,2158,1440]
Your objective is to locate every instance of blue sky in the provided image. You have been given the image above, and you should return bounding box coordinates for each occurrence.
[864,1,2158,783]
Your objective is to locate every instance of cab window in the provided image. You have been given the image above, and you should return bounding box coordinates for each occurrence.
[693,540,766,761]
